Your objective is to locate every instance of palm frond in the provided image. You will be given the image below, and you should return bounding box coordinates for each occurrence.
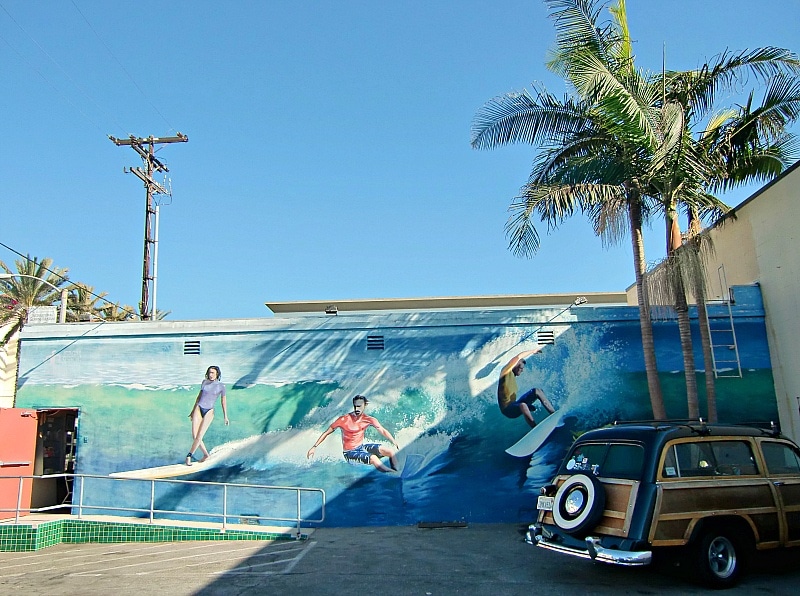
[508,180,626,255]
[667,47,800,119]
[470,88,591,149]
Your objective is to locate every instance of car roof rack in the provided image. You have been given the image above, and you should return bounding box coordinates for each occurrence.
[612,418,703,426]
[731,420,782,437]
[611,418,783,437]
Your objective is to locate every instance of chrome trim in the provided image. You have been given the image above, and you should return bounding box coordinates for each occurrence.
[534,534,652,567]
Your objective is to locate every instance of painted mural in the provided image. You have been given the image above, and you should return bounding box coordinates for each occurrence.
[14,285,778,527]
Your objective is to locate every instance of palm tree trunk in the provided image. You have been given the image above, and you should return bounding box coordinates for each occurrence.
[686,211,717,422]
[667,210,699,418]
[5,325,23,407]
[629,198,666,419]
[674,274,699,418]
[695,284,717,422]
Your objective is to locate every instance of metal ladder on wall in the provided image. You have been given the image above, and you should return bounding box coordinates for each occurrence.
[705,265,742,378]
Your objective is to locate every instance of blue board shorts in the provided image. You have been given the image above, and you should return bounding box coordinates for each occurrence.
[502,388,542,418]
[343,443,383,465]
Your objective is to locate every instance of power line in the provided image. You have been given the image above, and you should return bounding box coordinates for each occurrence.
[0,240,138,319]
[0,1,180,136]
[69,0,176,133]
[0,1,126,133]
[0,11,106,134]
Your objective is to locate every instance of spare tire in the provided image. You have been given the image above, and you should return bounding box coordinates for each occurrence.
[552,473,606,536]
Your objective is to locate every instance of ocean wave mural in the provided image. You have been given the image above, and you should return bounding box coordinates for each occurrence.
[15,287,778,526]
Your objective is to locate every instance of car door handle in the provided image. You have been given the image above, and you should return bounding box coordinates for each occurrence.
[773,481,785,487]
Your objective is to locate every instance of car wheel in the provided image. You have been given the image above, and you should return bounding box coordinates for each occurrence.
[693,528,747,588]
[552,473,606,536]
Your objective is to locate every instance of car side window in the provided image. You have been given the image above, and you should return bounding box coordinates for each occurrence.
[712,441,758,475]
[762,441,800,475]
[662,440,758,478]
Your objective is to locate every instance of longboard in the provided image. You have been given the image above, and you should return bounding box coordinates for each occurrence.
[110,458,217,480]
[505,410,566,458]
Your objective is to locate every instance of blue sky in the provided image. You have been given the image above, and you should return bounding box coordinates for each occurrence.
[1,1,798,320]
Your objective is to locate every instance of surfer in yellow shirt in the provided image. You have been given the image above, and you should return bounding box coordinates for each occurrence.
[497,350,555,428]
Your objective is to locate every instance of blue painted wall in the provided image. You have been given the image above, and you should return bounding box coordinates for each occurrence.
[15,285,777,526]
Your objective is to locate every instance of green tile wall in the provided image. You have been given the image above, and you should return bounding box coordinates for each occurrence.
[0,519,304,552]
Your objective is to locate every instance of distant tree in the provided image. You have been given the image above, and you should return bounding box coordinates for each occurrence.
[0,256,69,344]
[67,283,108,322]
[98,302,139,321]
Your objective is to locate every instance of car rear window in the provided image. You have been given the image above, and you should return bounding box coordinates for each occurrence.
[561,442,644,480]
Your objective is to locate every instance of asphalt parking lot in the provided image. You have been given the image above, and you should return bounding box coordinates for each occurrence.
[2,524,800,595]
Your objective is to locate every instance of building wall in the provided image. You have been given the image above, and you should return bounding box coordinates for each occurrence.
[707,166,800,441]
[13,289,777,527]
[0,326,18,408]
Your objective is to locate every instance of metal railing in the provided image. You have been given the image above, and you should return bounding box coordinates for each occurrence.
[1,473,325,538]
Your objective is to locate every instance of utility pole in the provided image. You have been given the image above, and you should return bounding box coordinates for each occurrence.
[109,133,188,320]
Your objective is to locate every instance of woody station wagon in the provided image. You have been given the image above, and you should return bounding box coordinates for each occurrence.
[529,421,800,588]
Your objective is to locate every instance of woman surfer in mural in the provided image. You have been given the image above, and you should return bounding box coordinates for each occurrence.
[307,395,399,473]
[498,350,555,428]
[185,365,229,466]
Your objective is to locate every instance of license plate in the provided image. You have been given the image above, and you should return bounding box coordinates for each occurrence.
[537,495,554,511]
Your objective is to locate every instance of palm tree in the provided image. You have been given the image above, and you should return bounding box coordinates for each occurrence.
[472,0,800,419]
[647,58,800,418]
[67,283,108,322]
[473,0,673,417]
[98,302,139,321]
[0,257,69,344]
[1,257,69,405]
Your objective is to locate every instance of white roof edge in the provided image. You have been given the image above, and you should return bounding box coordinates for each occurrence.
[265,291,630,314]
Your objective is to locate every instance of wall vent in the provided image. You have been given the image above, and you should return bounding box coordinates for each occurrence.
[367,335,385,350]
[184,340,201,355]
[536,330,555,345]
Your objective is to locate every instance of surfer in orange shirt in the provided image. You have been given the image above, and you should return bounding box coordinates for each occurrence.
[307,395,399,473]
[498,350,555,428]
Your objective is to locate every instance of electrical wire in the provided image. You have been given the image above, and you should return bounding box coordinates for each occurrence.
[0,240,139,320]
[0,1,178,136]
[0,5,109,134]
[69,0,177,134]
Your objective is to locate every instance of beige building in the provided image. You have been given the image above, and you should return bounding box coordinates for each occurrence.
[699,162,800,441]
[624,161,800,441]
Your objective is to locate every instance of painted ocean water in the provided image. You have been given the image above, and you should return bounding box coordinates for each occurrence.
[19,366,777,527]
[15,300,778,526]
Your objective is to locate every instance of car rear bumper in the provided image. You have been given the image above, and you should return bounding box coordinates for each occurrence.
[528,525,652,567]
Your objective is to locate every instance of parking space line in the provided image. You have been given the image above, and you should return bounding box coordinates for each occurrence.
[6,541,237,576]
[68,541,287,576]
[0,542,214,573]
[184,544,305,568]
[283,539,316,574]
[1,538,311,581]
[209,540,316,576]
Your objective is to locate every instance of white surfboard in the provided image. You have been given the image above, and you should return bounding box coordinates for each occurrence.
[110,458,218,480]
[505,410,566,458]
